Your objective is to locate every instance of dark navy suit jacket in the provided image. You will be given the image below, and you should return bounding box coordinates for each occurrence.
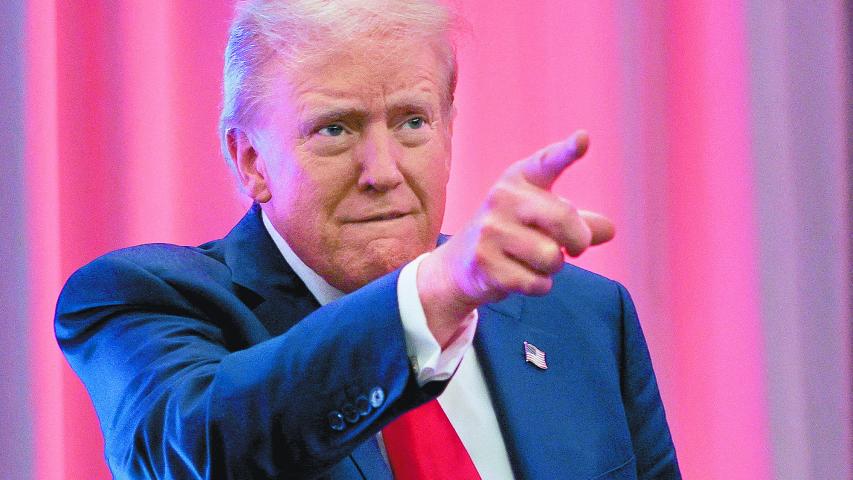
[56,205,679,479]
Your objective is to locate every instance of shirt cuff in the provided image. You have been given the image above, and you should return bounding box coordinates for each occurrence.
[397,253,478,386]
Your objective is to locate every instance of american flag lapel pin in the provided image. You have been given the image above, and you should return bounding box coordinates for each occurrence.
[523,341,548,370]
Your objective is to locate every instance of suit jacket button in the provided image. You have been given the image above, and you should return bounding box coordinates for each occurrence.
[355,395,371,416]
[369,387,385,408]
[327,411,346,431]
[342,403,360,424]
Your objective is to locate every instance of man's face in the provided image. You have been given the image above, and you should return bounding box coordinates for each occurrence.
[248,39,453,292]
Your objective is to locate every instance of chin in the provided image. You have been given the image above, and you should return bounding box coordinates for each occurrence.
[332,237,431,292]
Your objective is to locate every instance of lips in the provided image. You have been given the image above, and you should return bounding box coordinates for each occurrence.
[344,210,412,223]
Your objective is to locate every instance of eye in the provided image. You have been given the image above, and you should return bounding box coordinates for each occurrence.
[402,117,426,129]
[317,124,346,137]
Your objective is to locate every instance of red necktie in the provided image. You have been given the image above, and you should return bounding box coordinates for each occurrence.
[382,399,482,480]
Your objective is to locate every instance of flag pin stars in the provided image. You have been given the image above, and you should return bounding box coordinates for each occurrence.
[523,341,548,370]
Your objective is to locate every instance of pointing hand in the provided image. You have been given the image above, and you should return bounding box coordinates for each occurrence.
[418,130,615,346]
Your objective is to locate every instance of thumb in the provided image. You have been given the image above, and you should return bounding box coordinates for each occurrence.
[521,130,590,189]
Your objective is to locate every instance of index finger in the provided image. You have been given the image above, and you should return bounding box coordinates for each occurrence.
[520,130,590,189]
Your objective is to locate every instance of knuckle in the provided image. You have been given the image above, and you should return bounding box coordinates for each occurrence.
[544,215,564,237]
[504,275,526,293]
[487,182,516,209]
[507,273,552,296]
[471,243,492,271]
[504,161,524,178]
[527,276,553,296]
[478,216,501,238]
[541,241,561,263]
[560,197,578,212]
[557,202,578,224]
[546,248,565,272]
[550,203,581,243]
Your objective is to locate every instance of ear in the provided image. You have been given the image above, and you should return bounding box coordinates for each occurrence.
[227,128,272,203]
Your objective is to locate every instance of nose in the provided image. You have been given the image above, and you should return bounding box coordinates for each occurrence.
[356,126,404,192]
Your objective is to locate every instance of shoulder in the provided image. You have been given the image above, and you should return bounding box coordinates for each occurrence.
[550,262,626,317]
[555,261,623,295]
[506,262,630,347]
[57,241,232,316]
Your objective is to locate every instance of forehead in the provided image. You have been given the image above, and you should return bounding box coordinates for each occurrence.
[282,38,448,110]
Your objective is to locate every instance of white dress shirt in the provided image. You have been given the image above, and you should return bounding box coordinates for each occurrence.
[262,212,515,479]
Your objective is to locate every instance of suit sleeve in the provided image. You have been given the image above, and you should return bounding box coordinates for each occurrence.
[615,282,682,479]
[55,254,443,479]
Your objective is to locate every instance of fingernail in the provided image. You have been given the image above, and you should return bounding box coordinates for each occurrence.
[570,130,590,157]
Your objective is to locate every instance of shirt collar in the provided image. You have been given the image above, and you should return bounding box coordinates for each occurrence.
[261,209,344,306]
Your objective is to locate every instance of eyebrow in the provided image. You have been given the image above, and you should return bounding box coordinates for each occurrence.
[295,86,440,133]
[385,96,435,119]
[297,105,368,135]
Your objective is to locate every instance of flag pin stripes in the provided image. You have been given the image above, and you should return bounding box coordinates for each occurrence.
[523,341,548,370]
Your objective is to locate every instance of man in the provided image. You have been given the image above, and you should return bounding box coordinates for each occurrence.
[56,0,679,478]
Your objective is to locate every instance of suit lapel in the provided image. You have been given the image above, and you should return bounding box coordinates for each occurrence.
[221,204,321,337]
[475,295,588,479]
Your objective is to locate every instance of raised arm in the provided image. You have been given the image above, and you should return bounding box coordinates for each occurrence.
[56,252,441,479]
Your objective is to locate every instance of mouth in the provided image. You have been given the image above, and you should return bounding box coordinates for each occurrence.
[345,211,412,223]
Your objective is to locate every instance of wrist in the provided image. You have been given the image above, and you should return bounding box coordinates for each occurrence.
[417,252,478,347]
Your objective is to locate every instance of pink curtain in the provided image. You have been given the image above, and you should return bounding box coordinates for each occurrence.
[17,1,849,478]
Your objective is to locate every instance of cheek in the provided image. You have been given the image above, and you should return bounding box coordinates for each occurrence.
[424,173,449,223]
[269,164,303,212]
[410,149,450,222]
[276,157,356,230]
[266,159,320,231]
